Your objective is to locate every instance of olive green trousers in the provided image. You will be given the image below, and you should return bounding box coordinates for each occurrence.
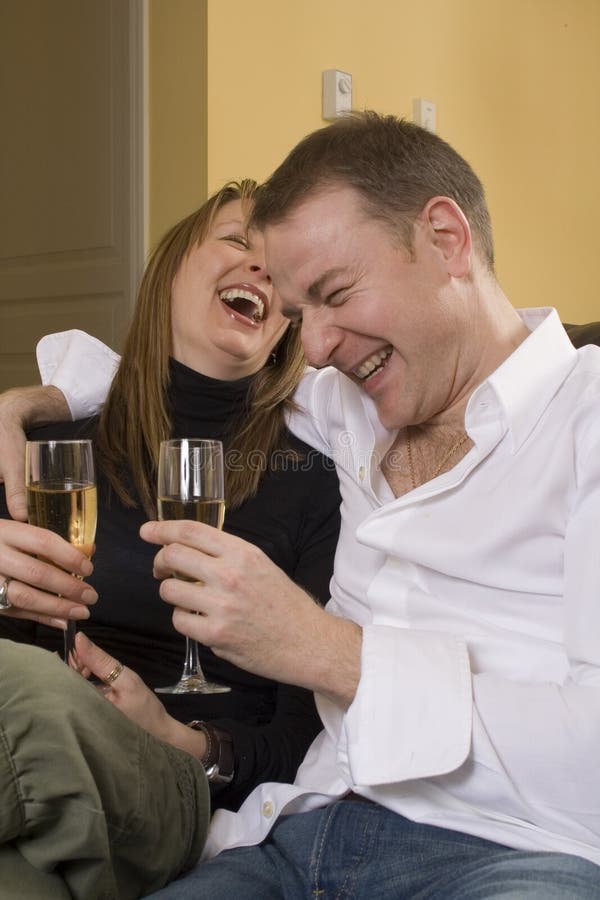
[0,640,210,899]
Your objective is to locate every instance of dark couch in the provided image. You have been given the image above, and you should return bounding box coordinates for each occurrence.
[564,322,600,348]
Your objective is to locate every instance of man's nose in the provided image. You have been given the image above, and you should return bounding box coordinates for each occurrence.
[300,309,341,369]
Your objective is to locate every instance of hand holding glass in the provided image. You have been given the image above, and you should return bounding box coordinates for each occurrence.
[25,439,97,663]
[155,438,230,694]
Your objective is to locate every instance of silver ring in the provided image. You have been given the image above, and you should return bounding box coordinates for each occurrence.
[0,577,12,611]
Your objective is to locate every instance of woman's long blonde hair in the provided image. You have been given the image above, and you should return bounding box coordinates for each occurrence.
[95,180,306,516]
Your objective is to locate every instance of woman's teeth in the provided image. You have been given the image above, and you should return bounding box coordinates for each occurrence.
[355,346,392,380]
[219,289,265,323]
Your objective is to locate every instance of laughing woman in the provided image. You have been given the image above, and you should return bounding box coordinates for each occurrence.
[0,181,340,820]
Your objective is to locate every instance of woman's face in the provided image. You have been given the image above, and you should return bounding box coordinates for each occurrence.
[170,199,289,380]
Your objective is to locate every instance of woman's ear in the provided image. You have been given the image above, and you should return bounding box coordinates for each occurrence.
[422,196,472,277]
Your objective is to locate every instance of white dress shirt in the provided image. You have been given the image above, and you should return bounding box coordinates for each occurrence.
[37,308,600,865]
[37,329,120,419]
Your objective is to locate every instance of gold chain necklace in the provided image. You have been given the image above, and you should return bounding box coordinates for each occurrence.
[405,429,469,490]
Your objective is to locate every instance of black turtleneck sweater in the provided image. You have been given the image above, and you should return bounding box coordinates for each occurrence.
[0,360,341,810]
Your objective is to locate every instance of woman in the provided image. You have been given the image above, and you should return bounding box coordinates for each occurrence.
[0,180,340,813]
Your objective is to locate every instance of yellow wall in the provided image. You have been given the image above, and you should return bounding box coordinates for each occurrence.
[151,0,600,323]
[148,0,207,248]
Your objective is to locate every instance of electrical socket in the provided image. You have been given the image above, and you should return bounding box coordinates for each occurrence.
[322,70,353,120]
[412,98,436,133]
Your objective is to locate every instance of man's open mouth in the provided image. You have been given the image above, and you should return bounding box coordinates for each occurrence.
[353,346,393,381]
[219,288,266,324]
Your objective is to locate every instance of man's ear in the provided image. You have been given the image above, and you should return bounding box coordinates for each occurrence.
[422,196,472,277]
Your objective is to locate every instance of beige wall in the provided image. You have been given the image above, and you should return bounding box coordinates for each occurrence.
[151,0,600,323]
[148,0,207,248]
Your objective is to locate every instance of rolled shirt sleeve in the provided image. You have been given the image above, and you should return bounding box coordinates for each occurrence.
[343,625,472,786]
[36,330,120,419]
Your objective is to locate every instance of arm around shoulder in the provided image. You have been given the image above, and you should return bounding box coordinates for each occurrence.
[36,330,120,419]
[0,384,71,520]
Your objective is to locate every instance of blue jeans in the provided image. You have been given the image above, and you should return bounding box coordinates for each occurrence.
[147,799,600,899]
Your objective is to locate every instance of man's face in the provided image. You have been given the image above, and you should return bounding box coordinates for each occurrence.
[264,185,472,430]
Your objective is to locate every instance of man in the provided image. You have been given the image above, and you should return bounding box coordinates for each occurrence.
[2,112,600,898]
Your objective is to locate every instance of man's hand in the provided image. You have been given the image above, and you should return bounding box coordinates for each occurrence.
[74,633,208,760]
[0,385,71,520]
[0,519,97,627]
[140,520,362,710]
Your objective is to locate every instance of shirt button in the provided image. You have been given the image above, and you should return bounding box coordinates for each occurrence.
[262,800,275,818]
[358,465,366,481]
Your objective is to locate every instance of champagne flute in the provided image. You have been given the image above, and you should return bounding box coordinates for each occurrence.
[25,439,97,663]
[155,438,230,694]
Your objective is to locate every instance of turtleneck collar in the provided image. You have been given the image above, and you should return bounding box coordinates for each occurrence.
[167,357,255,443]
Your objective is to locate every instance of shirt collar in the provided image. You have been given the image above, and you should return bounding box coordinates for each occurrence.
[467,307,578,453]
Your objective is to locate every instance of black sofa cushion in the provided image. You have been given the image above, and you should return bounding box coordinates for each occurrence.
[563,322,600,349]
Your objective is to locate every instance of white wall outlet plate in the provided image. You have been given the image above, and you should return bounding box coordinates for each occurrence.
[323,70,353,120]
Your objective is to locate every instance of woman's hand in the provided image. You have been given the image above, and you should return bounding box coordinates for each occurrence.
[74,633,208,759]
[0,385,72,521]
[0,519,97,628]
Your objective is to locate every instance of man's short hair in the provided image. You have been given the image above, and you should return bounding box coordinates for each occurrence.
[252,111,494,270]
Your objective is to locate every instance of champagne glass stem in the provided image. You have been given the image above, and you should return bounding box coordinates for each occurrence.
[155,438,229,695]
[156,631,230,694]
[181,636,207,682]
[64,619,77,663]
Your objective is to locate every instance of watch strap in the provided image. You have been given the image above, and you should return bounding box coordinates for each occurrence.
[187,720,234,785]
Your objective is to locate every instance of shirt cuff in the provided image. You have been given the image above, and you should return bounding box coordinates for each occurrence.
[36,330,120,420]
[342,625,472,786]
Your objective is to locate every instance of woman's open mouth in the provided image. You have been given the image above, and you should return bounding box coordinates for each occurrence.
[219,286,267,325]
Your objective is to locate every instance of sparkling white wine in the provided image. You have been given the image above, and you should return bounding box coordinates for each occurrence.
[157,497,225,529]
[27,482,97,557]
[154,438,229,694]
[157,497,225,583]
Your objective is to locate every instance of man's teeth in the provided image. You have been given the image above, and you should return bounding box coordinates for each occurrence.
[355,347,392,380]
[219,289,265,322]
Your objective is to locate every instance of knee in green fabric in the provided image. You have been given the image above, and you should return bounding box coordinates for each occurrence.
[0,639,101,756]
[0,638,211,899]
[0,639,83,706]
[0,845,72,900]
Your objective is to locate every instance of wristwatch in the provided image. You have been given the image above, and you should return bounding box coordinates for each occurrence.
[187,721,235,784]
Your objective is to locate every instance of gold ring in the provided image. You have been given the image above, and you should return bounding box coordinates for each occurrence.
[104,661,124,685]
